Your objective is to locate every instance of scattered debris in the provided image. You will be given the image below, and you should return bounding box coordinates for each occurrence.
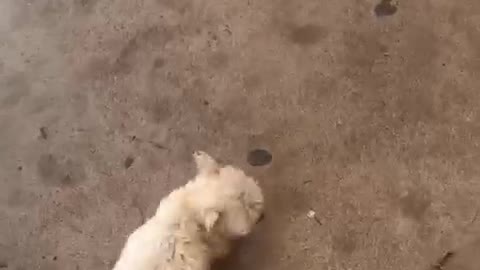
[307,210,322,225]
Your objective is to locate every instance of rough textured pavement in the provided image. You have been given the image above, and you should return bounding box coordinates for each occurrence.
[1,0,480,269]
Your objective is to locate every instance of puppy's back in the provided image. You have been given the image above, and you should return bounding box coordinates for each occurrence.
[113,216,177,270]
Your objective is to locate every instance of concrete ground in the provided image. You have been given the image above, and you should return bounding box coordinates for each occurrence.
[1,0,480,269]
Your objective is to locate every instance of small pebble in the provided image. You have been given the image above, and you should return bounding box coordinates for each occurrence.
[307,210,322,225]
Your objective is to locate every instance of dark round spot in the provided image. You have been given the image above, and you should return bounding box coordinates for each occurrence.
[52,256,57,261]
[247,149,272,166]
[374,0,397,17]
[17,166,23,171]
[124,156,135,169]
[203,100,210,106]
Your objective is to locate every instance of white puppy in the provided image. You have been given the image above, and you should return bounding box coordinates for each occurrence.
[113,151,265,270]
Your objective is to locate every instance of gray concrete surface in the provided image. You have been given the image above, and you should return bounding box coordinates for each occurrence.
[1,0,480,269]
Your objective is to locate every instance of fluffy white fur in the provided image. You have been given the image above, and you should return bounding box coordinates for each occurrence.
[113,151,265,270]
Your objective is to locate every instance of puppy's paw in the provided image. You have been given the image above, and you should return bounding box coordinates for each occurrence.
[193,151,219,174]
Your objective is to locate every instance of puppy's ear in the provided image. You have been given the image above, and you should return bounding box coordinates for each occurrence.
[193,151,219,175]
[203,209,220,232]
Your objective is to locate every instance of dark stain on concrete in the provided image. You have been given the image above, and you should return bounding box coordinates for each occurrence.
[243,74,262,90]
[374,0,398,17]
[432,251,455,270]
[37,154,85,186]
[7,188,35,207]
[156,0,192,15]
[150,97,173,123]
[113,26,174,74]
[247,149,272,166]
[208,51,229,69]
[399,190,431,221]
[439,238,480,270]
[37,154,59,182]
[153,57,166,69]
[39,127,48,140]
[1,73,30,107]
[124,156,135,169]
[333,229,357,255]
[289,24,327,45]
[73,0,97,14]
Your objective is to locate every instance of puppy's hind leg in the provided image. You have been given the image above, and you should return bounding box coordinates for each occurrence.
[193,151,219,175]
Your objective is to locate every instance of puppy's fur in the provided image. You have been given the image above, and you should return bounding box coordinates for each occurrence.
[113,151,265,270]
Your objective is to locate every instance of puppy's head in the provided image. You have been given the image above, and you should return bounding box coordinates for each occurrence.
[192,151,265,238]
